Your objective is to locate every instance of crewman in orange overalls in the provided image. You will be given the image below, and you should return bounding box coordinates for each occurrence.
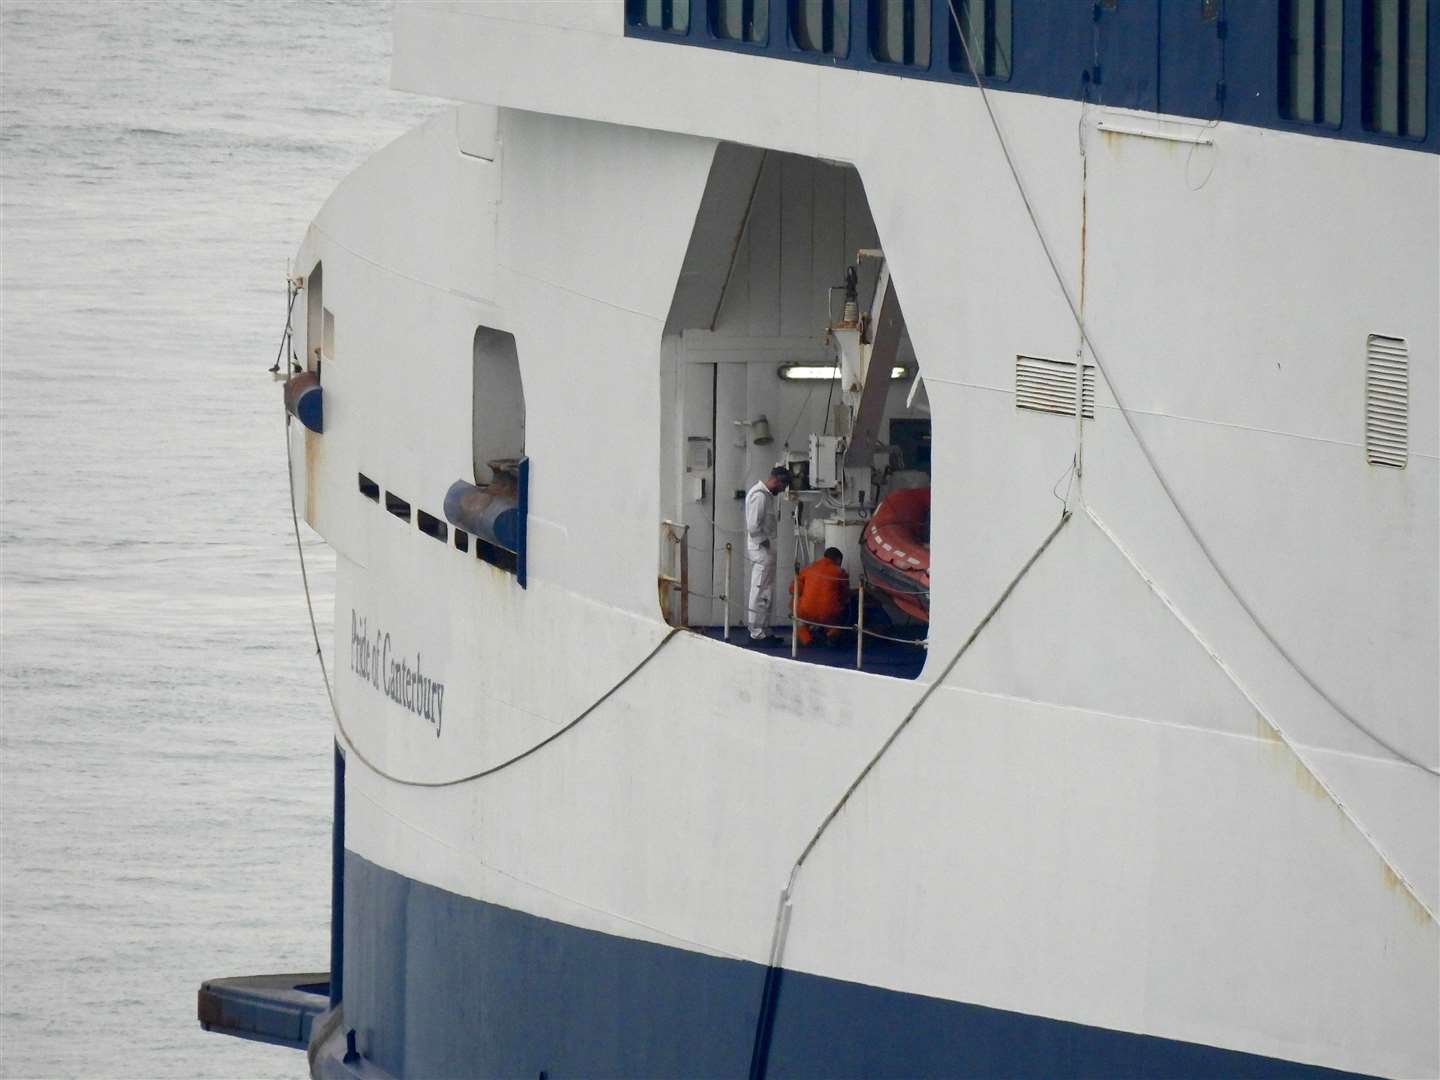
[791,547,850,646]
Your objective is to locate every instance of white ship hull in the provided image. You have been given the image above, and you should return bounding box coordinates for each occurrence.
[279,4,1438,1076]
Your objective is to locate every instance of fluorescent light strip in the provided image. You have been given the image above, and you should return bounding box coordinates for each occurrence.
[779,364,910,381]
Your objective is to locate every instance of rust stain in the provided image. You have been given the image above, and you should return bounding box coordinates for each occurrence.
[1291,757,1329,800]
[1253,724,1435,926]
[1382,864,1437,926]
[304,427,319,524]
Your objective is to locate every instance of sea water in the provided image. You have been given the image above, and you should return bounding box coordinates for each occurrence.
[0,3,434,1076]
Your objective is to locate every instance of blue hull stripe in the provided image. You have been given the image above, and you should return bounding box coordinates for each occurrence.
[340,852,1369,1078]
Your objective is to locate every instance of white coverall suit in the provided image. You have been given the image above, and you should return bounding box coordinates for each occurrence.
[745,479,779,639]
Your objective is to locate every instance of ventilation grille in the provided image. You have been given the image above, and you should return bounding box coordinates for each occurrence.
[1016,356,1095,419]
[1365,335,1408,469]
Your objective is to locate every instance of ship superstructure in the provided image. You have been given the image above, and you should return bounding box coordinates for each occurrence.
[203,2,1438,1076]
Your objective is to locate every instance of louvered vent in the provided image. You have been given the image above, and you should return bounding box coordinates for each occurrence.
[1015,355,1095,419]
[1365,334,1408,468]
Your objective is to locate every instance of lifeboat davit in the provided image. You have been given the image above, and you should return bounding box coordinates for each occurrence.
[861,486,930,622]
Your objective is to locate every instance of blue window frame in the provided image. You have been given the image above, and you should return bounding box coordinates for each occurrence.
[871,0,930,66]
[629,0,690,34]
[1362,0,1428,137]
[948,0,1011,79]
[791,0,848,56]
[713,0,768,43]
[1279,0,1344,126]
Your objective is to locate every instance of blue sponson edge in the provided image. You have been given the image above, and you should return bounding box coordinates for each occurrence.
[335,851,1374,1079]
[516,454,529,589]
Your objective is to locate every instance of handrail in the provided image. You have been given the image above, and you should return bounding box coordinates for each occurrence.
[789,578,927,670]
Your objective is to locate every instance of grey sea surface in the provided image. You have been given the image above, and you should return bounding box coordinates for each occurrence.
[0,3,434,1076]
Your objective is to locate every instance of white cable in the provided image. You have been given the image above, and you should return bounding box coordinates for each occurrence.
[945,0,1436,777]
[761,511,1071,985]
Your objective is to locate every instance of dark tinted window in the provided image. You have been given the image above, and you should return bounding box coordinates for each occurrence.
[631,0,689,33]
[1362,0,1428,137]
[949,0,1011,79]
[792,0,848,56]
[1279,0,1344,126]
[872,0,929,66]
[713,0,768,42]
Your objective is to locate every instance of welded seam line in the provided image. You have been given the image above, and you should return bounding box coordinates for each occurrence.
[349,784,747,962]
[309,222,493,307]
[1085,502,1436,923]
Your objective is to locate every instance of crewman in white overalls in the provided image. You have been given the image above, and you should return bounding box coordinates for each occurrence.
[744,466,791,642]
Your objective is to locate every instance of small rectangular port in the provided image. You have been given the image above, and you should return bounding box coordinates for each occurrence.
[385,492,411,522]
[454,529,469,553]
[477,538,518,574]
[358,473,379,502]
[417,509,446,543]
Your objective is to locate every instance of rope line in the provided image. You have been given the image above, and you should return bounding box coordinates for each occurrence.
[285,411,680,789]
[285,413,342,727]
[944,0,1436,777]
[1086,503,1435,921]
[784,511,1069,887]
[270,282,299,374]
[790,611,927,647]
[748,511,1071,1080]
[858,626,929,647]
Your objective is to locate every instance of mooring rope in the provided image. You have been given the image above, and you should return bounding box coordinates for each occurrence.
[748,510,1072,1080]
[943,0,1435,777]
[283,411,680,788]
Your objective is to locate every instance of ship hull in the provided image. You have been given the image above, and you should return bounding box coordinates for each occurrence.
[329,851,1364,1080]
[279,19,1438,1074]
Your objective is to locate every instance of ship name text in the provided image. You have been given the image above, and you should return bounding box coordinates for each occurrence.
[350,610,445,738]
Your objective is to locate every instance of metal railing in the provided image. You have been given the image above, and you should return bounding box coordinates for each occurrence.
[789,580,929,669]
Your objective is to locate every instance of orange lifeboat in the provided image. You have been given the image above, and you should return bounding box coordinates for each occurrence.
[861,486,930,622]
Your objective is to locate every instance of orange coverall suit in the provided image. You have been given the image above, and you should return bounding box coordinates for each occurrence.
[791,556,850,645]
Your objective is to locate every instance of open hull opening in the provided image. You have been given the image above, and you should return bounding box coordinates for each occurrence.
[657,145,931,677]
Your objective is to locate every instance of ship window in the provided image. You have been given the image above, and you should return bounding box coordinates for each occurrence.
[358,473,379,502]
[630,0,690,33]
[305,261,323,373]
[477,538,518,575]
[454,529,470,554]
[948,0,1011,79]
[473,327,525,486]
[417,509,447,543]
[1362,0,1428,137]
[1279,0,1343,126]
[473,327,528,587]
[713,0,768,42]
[792,0,849,56]
[872,0,929,65]
[385,491,411,522]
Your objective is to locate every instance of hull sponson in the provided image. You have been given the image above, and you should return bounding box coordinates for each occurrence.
[340,852,1366,1079]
